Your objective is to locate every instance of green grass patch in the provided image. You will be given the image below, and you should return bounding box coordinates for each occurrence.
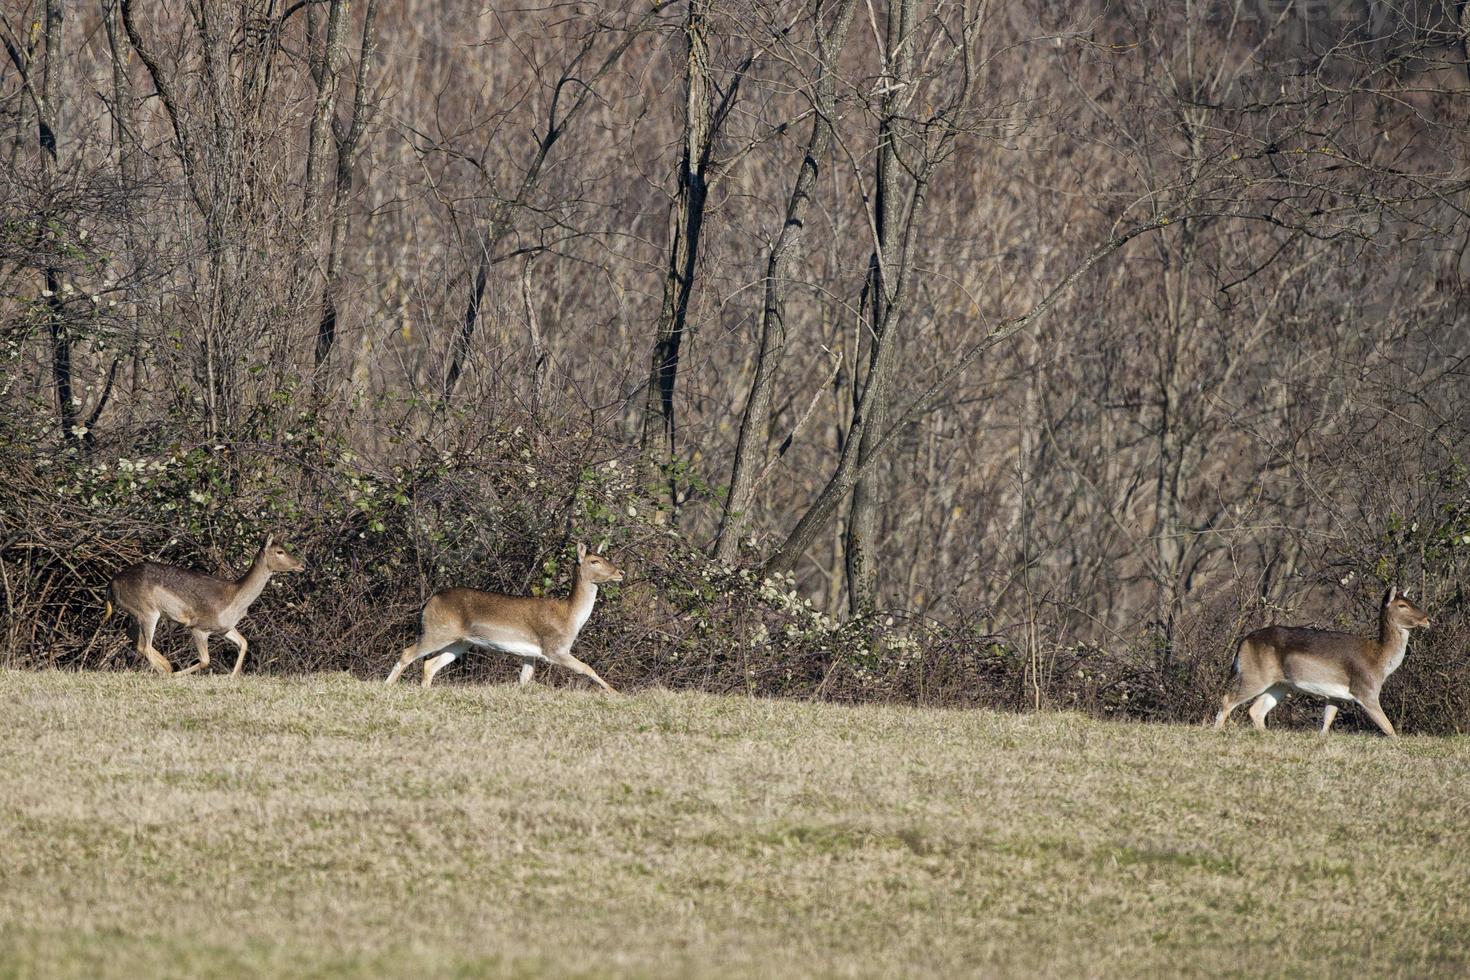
[1,670,1467,978]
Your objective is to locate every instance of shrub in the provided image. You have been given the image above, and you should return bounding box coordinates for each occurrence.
[3,392,1467,734]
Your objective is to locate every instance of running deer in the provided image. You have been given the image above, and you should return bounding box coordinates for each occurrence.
[1213,586,1431,737]
[385,543,622,692]
[104,535,305,676]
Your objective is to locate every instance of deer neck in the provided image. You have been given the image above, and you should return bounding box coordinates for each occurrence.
[1377,613,1410,677]
[232,554,275,612]
[566,566,598,638]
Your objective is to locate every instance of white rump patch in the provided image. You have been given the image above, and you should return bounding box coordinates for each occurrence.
[1289,679,1354,702]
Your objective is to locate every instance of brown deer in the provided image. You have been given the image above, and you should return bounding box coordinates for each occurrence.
[385,542,623,692]
[1213,586,1431,737]
[104,535,305,676]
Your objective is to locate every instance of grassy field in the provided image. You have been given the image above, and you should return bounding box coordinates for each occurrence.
[1,671,1467,979]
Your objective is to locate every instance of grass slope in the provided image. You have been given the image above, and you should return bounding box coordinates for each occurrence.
[1,670,1468,979]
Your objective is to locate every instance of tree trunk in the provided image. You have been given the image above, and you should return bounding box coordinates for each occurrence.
[300,0,346,350]
[39,0,78,442]
[844,0,913,612]
[102,0,147,400]
[844,264,891,614]
[1151,111,1205,659]
[445,232,495,402]
[302,0,346,239]
[762,173,926,580]
[640,0,713,510]
[714,0,859,562]
[6,27,36,169]
[522,257,549,417]
[315,0,380,376]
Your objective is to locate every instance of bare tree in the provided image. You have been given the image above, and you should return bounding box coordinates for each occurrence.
[439,5,663,403]
[762,0,991,588]
[638,1,773,515]
[315,0,380,377]
[300,0,347,284]
[640,0,715,486]
[714,0,859,562]
[4,0,80,440]
[5,0,1470,683]
[38,0,71,441]
[120,0,290,436]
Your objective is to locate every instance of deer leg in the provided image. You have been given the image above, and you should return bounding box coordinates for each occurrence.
[422,643,469,689]
[386,632,456,685]
[384,645,415,685]
[1319,703,1339,736]
[176,629,212,676]
[518,660,536,687]
[1356,695,1398,738]
[548,649,618,694]
[121,619,140,666]
[1246,686,1284,731]
[136,611,172,674]
[224,629,249,677]
[1215,677,1274,730]
[1213,694,1239,730]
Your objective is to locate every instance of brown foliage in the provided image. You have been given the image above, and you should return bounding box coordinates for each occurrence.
[2,1,1469,732]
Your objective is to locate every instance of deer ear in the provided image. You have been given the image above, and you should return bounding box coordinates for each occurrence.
[1386,585,1398,604]
[577,542,587,561]
[264,534,274,549]
[1401,587,1411,599]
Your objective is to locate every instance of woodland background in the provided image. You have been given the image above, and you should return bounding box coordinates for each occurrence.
[3,0,1469,731]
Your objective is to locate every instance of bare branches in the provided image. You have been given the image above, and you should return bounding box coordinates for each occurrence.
[440,2,666,402]
[119,0,209,216]
[714,0,861,561]
[5,0,1470,673]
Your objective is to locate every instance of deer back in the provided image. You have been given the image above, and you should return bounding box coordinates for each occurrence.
[426,588,577,646]
[111,562,237,623]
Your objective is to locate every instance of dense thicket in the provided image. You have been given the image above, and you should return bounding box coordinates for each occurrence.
[3,0,1468,731]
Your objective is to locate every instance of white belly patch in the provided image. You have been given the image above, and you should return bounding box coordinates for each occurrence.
[1288,680,1354,701]
[468,634,546,660]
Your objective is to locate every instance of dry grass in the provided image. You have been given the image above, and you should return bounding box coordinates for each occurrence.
[1,669,1468,979]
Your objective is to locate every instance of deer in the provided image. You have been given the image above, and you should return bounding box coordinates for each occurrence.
[1213,586,1431,737]
[385,542,622,693]
[104,535,305,677]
